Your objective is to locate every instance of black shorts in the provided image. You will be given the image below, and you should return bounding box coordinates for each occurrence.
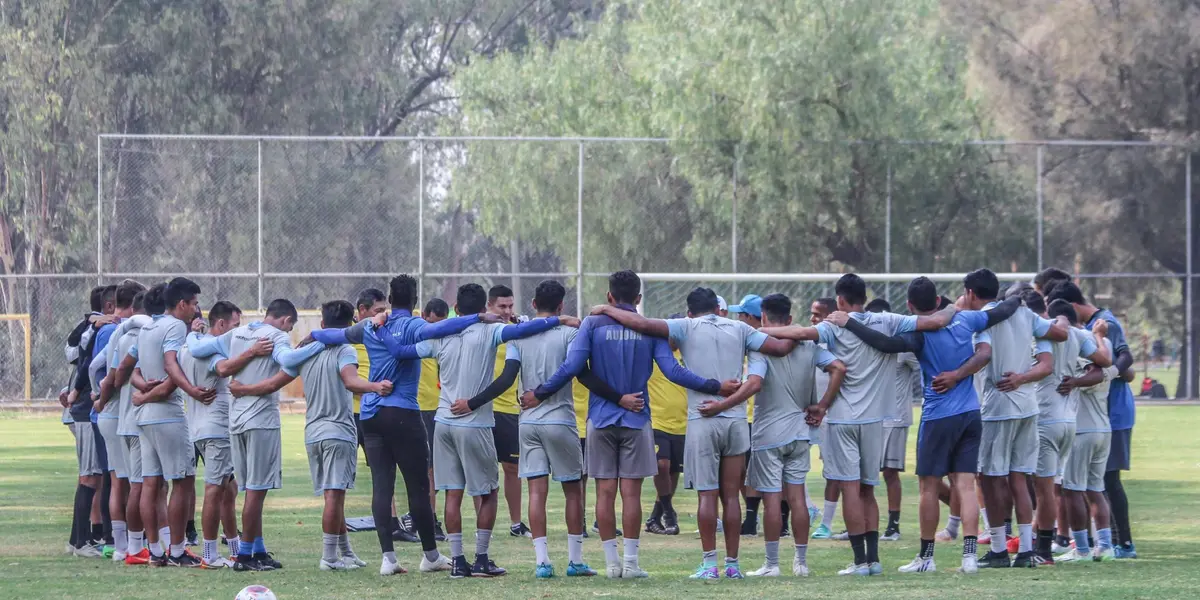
[421,410,437,467]
[1107,428,1132,472]
[916,410,982,477]
[493,412,520,464]
[580,436,587,476]
[654,429,685,474]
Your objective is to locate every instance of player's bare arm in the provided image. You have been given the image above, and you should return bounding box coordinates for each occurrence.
[808,358,847,427]
[931,342,991,394]
[757,324,820,341]
[996,350,1052,392]
[214,338,274,378]
[229,371,296,398]
[339,365,391,396]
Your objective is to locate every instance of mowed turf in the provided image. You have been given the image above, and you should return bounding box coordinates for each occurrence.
[1,407,1198,599]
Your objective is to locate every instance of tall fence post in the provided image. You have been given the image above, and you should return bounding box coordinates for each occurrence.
[256,139,264,312]
[885,155,892,301]
[96,135,104,284]
[418,141,425,303]
[1037,145,1044,271]
[732,155,739,299]
[1187,151,1193,399]
[576,142,584,314]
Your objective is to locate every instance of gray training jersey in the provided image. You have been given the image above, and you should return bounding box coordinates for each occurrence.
[1037,327,1097,425]
[1076,338,1114,434]
[132,314,188,425]
[181,334,230,442]
[746,342,836,451]
[885,352,920,428]
[508,325,578,426]
[422,322,507,428]
[224,323,294,434]
[300,345,358,445]
[666,315,767,421]
[816,312,917,425]
[979,304,1055,421]
[113,328,143,436]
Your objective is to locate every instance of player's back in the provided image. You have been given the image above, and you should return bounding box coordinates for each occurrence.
[114,329,144,436]
[669,314,760,419]
[431,322,505,427]
[1076,338,1113,434]
[227,323,290,434]
[181,335,230,442]
[980,304,1043,419]
[648,351,688,435]
[510,325,578,425]
[135,314,188,424]
[818,311,914,424]
[913,311,987,420]
[1037,327,1089,425]
[750,343,825,449]
[300,345,358,444]
[887,352,920,428]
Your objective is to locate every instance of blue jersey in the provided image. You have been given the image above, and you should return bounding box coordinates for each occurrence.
[1087,309,1135,430]
[910,311,992,421]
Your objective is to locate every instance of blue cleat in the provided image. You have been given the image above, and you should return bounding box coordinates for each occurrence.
[535,562,555,579]
[690,564,720,582]
[566,561,597,577]
[1114,543,1138,559]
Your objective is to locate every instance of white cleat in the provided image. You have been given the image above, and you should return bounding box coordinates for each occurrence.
[320,558,348,571]
[379,557,408,575]
[935,528,958,542]
[73,544,104,558]
[419,553,451,572]
[1051,541,1071,553]
[837,563,871,576]
[1056,548,1088,563]
[621,565,649,579]
[606,564,623,579]
[65,543,75,555]
[898,556,936,573]
[831,530,851,541]
[959,555,979,574]
[746,563,780,577]
[792,560,810,577]
[111,550,128,562]
[341,553,367,569]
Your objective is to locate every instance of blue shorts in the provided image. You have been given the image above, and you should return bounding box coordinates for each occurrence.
[916,410,981,477]
[1106,428,1132,472]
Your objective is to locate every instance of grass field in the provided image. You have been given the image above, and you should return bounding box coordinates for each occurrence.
[2,408,1199,599]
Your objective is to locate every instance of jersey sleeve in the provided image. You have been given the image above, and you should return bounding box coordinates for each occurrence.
[1105,316,1130,354]
[1078,331,1099,357]
[505,342,521,362]
[1032,312,1055,338]
[666,318,689,345]
[337,345,359,370]
[188,331,233,359]
[892,314,918,334]
[1034,339,1053,356]
[815,346,837,369]
[961,310,990,332]
[741,321,767,351]
[414,340,436,359]
[746,351,768,378]
[815,321,837,349]
[973,331,992,347]
[163,319,187,353]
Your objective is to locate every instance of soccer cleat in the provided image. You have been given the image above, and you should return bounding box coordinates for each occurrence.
[166,552,202,568]
[645,517,667,535]
[232,557,270,572]
[690,564,720,581]
[73,544,104,559]
[200,556,232,569]
[510,522,533,538]
[793,560,810,577]
[606,564,623,579]
[621,565,650,579]
[379,558,407,576]
[102,545,115,559]
[959,554,979,574]
[256,553,283,570]
[1011,551,1037,568]
[746,563,780,577]
[149,553,169,567]
[837,563,871,576]
[724,563,745,579]
[977,550,1012,568]
[810,524,833,540]
[320,558,349,571]
[124,548,151,565]
[471,555,507,577]
[898,556,936,573]
[740,514,758,537]
[1006,535,1020,554]
[881,528,901,542]
[535,562,555,579]
[593,520,623,536]
[566,561,597,577]
[391,526,420,543]
[662,512,681,536]
[341,553,366,569]
[65,542,74,555]
[831,530,850,541]
[420,553,452,572]
[434,520,447,542]
[1055,548,1088,563]
[1032,554,1055,566]
[934,528,958,542]
[809,505,821,522]
[111,549,127,563]
[868,561,883,575]
[780,522,790,538]
[1092,547,1115,562]
[186,530,199,547]
[581,529,589,539]
[1051,540,1071,553]
[449,556,472,579]
[1114,543,1138,559]
[716,519,724,534]
[978,532,991,546]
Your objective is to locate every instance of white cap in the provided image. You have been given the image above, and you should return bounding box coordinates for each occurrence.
[716,295,728,311]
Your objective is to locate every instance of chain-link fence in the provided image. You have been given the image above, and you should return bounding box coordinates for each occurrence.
[1,135,1194,402]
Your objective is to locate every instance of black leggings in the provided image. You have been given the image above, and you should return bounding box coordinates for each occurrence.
[1104,471,1132,545]
[361,406,437,553]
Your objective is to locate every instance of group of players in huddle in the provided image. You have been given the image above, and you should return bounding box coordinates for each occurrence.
[58,266,1138,580]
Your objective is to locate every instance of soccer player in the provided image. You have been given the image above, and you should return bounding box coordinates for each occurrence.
[484,285,535,539]
[1052,313,1118,561]
[760,274,956,576]
[730,294,845,577]
[729,295,765,538]
[591,286,796,581]
[807,296,844,540]
[418,298,450,540]
[1047,281,1139,558]
[523,270,734,579]
[959,269,1067,568]
[307,275,485,576]
[644,313,688,537]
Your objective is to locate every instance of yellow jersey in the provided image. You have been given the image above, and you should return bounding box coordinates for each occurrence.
[648,350,688,435]
[573,380,589,438]
[352,344,370,414]
[493,344,521,415]
[417,357,439,411]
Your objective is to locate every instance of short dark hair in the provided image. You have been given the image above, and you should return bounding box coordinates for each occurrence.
[1022,290,1046,315]
[115,281,146,309]
[815,297,837,314]
[685,287,719,315]
[89,286,106,312]
[143,283,168,315]
[609,270,640,304]
[132,291,147,314]
[1047,298,1078,325]
[321,300,355,329]
[1006,281,1035,299]
[488,285,514,303]
[164,277,202,309]
[457,283,488,315]
[865,298,891,313]
[1035,268,1072,294]
[937,296,953,310]
[834,274,867,307]
[963,268,999,301]
[423,298,450,318]
[907,277,940,312]
[100,285,118,310]
[388,275,418,310]
[1046,280,1086,304]
[266,298,298,320]
[668,312,686,320]
[208,300,241,323]
[355,288,386,312]
[533,280,566,312]
[761,293,792,323]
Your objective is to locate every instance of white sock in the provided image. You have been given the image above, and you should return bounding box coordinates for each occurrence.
[945,515,961,537]
[980,508,989,530]
[383,551,397,564]
[533,537,549,565]
[622,538,639,567]
[202,539,218,562]
[567,534,584,564]
[169,543,184,558]
[764,540,780,568]
[150,540,164,557]
[804,487,815,511]
[476,529,492,556]
[229,536,241,557]
[129,530,145,553]
[1018,523,1034,553]
[602,539,619,568]
[821,501,838,529]
[322,533,339,562]
[112,521,128,553]
[990,526,1006,553]
[338,533,355,557]
[159,526,171,547]
[448,532,464,558]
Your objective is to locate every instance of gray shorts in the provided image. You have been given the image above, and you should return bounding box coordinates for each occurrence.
[433,424,499,496]
[1036,421,1075,479]
[823,421,883,485]
[97,419,126,478]
[684,418,751,492]
[307,439,357,495]
[586,421,656,480]
[1064,432,1110,492]
[519,423,583,482]
[140,421,196,481]
[231,429,282,492]
[881,426,908,471]
[195,438,235,486]
[121,435,143,483]
[74,422,104,477]
[747,439,811,493]
[979,416,1038,476]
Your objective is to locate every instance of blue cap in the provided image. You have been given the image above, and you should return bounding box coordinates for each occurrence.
[728,294,763,318]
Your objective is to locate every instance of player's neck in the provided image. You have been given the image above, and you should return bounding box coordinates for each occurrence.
[535,311,557,318]
[1076,303,1099,322]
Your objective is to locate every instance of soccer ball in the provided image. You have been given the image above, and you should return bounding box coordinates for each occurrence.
[235,585,277,600]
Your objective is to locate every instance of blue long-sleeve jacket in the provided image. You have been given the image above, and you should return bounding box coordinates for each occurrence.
[310,309,480,418]
[533,304,720,430]
[379,316,563,360]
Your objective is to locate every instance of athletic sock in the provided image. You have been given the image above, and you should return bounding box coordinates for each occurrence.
[887,510,901,532]
[945,515,962,537]
[920,538,935,559]
[1018,523,1034,553]
[567,534,584,564]
[764,540,779,568]
[963,535,978,557]
[1096,527,1113,550]
[865,530,880,563]
[150,540,164,557]
[129,530,145,553]
[849,534,867,565]
[448,533,464,558]
[1055,533,1071,548]
[702,549,717,568]
[989,526,1006,553]
[821,501,838,529]
[91,523,104,542]
[112,520,128,553]
[322,533,338,562]
[1004,518,1013,537]
[73,484,96,548]
[476,529,492,556]
[203,539,218,563]
[602,539,619,568]
[980,508,989,530]
[780,501,791,530]
[622,538,639,568]
[804,485,815,511]
[186,519,196,538]
[251,536,266,556]
[159,526,170,548]
[383,551,398,565]
[533,537,549,565]
[1037,530,1053,556]
[660,494,675,515]
[229,536,241,557]
[1072,529,1091,554]
[794,543,808,566]
[169,543,184,558]
[424,549,440,563]
[649,501,663,524]
[337,533,355,557]
[745,497,762,518]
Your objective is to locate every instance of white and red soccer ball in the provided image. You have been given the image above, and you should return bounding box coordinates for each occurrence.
[235,585,277,600]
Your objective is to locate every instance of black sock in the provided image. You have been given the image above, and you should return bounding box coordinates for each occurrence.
[920,538,935,559]
[745,497,761,515]
[100,475,112,542]
[186,519,197,536]
[660,495,675,515]
[91,523,103,541]
[69,485,83,548]
[74,484,97,548]
[780,501,791,528]
[1087,535,1095,548]
[1056,533,1071,548]
[649,500,663,522]
[1037,529,1053,555]
[865,530,880,563]
[849,533,867,565]
[887,510,901,532]
[1004,518,1012,537]
[963,535,978,557]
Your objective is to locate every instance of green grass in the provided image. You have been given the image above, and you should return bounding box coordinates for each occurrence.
[2,408,1198,599]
